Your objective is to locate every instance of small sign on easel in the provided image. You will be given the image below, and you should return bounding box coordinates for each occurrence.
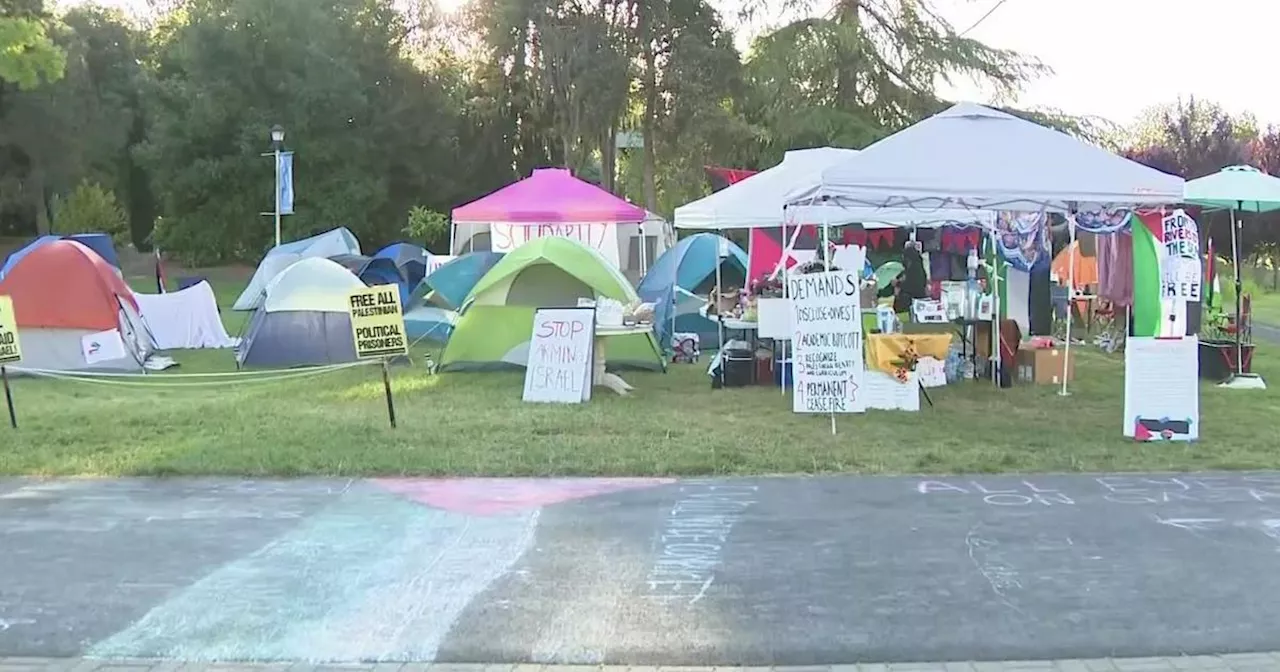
[523,307,596,403]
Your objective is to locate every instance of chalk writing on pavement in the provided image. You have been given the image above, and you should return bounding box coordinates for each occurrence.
[643,480,758,605]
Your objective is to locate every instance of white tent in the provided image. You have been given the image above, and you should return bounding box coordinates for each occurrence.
[133,281,236,350]
[783,102,1186,395]
[675,147,992,231]
[785,103,1184,215]
[675,148,859,230]
[232,227,361,311]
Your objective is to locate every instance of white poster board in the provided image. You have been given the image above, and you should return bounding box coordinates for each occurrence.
[916,357,947,388]
[788,269,865,414]
[81,329,126,366]
[425,254,455,277]
[1159,210,1202,302]
[1123,336,1199,441]
[862,370,921,412]
[757,297,791,339]
[522,307,596,403]
[491,222,622,268]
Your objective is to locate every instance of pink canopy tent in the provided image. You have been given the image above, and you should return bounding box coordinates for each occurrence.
[452,168,646,223]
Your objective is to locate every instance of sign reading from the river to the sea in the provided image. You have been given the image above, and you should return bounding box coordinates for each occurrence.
[348,285,408,359]
[788,268,865,414]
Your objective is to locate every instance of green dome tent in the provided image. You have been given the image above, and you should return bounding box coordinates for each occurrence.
[440,237,664,371]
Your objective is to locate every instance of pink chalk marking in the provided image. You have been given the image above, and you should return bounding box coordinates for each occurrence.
[370,477,677,516]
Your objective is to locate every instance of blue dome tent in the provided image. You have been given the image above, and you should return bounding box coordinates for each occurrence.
[638,233,747,354]
[411,251,504,310]
[1,233,120,279]
[328,254,410,306]
[374,242,429,291]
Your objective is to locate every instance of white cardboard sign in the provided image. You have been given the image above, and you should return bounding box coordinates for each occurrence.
[788,268,865,414]
[522,307,596,403]
[1122,336,1199,441]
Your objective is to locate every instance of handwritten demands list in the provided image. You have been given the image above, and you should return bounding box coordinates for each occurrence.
[788,269,865,414]
[522,306,596,403]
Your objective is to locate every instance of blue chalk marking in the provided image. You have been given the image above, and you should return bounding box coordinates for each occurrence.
[89,491,540,662]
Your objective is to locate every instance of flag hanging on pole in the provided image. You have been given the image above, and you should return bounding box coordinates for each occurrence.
[278,151,295,215]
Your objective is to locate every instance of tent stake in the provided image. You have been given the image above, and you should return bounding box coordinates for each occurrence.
[1,366,15,429]
[381,358,397,429]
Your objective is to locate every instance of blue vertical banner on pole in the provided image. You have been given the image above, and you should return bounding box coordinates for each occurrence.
[278,151,295,215]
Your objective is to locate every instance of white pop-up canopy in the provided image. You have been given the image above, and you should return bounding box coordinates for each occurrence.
[676,146,991,230]
[785,103,1184,215]
[675,147,858,230]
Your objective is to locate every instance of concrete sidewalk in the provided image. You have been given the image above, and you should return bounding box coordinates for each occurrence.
[5,658,1280,672]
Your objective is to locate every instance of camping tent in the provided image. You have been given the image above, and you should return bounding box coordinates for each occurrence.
[329,254,409,305]
[0,240,152,372]
[373,242,429,291]
[411,251,504,310]
[440,237,664,371]
[638,233,748,352]
[133,281,236,350]
[236,257,364,367]
[232,227,361,311]
[450,168,663,276]
[404,305,458,344]
[1,233,121,279]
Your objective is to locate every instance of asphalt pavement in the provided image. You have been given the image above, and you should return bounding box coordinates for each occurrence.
[3,474,1280,665]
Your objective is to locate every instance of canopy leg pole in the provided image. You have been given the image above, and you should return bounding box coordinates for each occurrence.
[781,216,788,397]
[822,209,835,435]
[1232,206,1243,375]
[1059,211,1077,397]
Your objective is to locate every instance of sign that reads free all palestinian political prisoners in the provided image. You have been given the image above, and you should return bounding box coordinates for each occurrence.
[0,296,20,365]
[788,269,866,414]
[348,285,408,359]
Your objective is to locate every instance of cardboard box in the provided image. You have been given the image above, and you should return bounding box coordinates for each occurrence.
[1016,346,1075,385]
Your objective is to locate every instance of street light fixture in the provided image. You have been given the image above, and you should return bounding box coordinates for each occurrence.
[270,124,285,148]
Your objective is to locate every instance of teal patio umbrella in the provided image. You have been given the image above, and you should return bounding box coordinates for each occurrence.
[1184,165,1280,388]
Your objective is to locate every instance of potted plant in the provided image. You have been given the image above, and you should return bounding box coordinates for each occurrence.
[1199,304,1253,380]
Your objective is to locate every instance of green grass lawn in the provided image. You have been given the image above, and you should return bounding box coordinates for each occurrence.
[1,269,1278,477]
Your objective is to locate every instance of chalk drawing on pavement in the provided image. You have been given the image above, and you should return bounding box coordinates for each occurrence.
[371,477,675,516]
[916,480,1075,507]
[643,480,758,605]
[1096,476,1280,505]
[88,493,541,662]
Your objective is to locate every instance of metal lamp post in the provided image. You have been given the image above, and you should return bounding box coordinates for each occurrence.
[269,125,285,247]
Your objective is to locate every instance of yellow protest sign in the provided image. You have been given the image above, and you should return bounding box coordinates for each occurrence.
[348,284,408,359]
[0,296,20,365]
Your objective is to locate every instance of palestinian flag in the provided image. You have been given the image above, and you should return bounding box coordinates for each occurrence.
[748,225,821,284]
[705,165,758,192]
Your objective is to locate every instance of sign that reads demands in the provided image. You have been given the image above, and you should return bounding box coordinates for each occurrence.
[348,285,408,359]
[788,269,866,414]
[0,296,20,365]
[523,307,596,403]
[1159,211,1202,302]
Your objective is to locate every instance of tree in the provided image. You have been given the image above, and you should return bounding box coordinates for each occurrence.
[740,0,1046,155]
[139,0,468,264]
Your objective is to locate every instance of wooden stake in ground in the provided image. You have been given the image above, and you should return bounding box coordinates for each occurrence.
[1,366,15,429]
[381,358,397,429]
[346,284,409,430]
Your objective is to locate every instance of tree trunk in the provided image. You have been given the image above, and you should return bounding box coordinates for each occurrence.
[639,8,658,213]
[30,165,50,235]
[834,0,861,111]
[601,122,617,193]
